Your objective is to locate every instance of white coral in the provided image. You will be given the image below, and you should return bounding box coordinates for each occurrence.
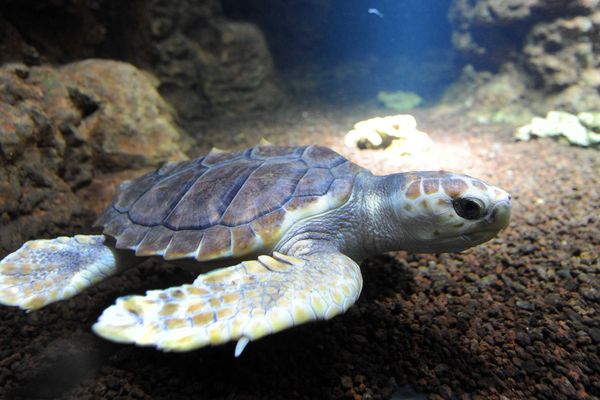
[515,111,600,147]
[344,114,432,154]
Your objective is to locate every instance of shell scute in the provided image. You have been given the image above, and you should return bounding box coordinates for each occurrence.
[249,209,287,246]
[330,160,363,178]
[231,225,258,257]
[328,179,354,204]
[202,148,250,167]
[284,195,321,213]
[219,160,307,226]
[164,159,261,230]
[196,226,232,261]
[103,213,131,238]
[113,172,162,213]
[128,166,206,226]
[115,225,150,250]
[250,145,306,160]
[302,145,347,168]
[294,168,334,196]
[136,226,174,256]
[164,230,204,260]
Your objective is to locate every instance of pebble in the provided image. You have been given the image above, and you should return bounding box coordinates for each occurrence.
[579,286,599,301]
[544,293,562,307]
[341,376,353,389]
[516,300,535,311]
[577,273,593,283]
[588,327,600,343]
[515,332,531,346]
[500,274,527,292]
[575,331,591,345]
[557,269,573,279]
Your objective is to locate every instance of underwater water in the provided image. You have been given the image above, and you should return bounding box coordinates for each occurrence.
[0,1,598,400]
[223,0,458,102]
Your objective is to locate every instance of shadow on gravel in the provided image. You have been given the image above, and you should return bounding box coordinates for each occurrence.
[1,255,505,399]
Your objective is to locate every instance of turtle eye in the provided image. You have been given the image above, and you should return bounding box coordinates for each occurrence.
[453,197,485,220]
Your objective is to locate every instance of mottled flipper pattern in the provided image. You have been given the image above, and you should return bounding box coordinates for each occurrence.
[0,235,118,310]
[93,252,363,356]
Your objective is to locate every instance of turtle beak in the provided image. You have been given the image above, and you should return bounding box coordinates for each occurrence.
[487,188,511,231]
[490,200,511,230]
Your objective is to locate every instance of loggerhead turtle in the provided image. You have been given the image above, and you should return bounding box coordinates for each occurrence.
[0,144,511,356]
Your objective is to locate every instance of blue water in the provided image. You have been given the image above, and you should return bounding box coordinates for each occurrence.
[322,0,454,63]
[223,0,458,102]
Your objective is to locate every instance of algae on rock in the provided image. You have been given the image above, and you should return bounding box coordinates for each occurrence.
[377,91,422,111]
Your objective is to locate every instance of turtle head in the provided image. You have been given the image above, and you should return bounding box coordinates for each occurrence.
[389,171,511,253]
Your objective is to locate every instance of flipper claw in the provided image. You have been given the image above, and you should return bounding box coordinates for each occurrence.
[235,336,250,357]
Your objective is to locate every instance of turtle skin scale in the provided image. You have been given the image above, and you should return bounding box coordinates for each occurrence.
[96,145,365,262]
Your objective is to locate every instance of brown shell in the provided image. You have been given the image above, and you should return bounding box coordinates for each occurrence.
[96,145,365,262]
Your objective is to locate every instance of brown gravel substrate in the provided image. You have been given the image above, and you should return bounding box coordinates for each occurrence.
[1,103,598,400]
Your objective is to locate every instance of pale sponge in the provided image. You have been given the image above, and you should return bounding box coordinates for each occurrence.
[345,114,432,154]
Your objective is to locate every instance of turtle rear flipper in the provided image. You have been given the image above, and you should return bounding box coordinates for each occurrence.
[92,251,363,356]
[0,235,120,310]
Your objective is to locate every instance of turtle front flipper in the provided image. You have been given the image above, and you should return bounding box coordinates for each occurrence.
[92,251,363,356]
[0,235,121,310]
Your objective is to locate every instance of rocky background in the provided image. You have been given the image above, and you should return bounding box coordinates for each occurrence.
[0,0,284,122]
[0,60,189,252]
[3,0,597,122]
[226,0,600,120]
[445,0,600,123]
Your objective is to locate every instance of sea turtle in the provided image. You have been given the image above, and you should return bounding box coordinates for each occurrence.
[0,144,511,356]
